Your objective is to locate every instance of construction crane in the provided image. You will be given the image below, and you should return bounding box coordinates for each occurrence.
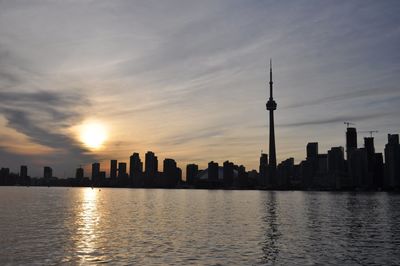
[359,130,379,137]
[344,121,355,128]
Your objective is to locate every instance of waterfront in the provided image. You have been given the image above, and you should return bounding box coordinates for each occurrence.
[0,187,399,265]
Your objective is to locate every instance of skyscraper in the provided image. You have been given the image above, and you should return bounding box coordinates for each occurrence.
[130,153,143,184]
[186,164,198,185]
[118,162,127,178]
[43,166,52,179]
[20,165,28,178]
[346,127,357,160]
[92,163,100,180]
[75,167,84,180]
[110,160,117,179]
[145,151,158,185]
[266,59,277,186]
[259,153,268,187]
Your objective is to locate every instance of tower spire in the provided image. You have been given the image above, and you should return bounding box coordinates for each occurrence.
[269,59,273,99]
[266,59,277,188]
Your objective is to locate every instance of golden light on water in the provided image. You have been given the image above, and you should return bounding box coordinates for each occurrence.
[79,121,108,150]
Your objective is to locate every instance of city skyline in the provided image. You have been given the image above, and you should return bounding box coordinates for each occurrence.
[1,1,400,177]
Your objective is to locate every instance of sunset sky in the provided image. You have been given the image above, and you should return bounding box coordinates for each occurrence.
[0,0,399,177]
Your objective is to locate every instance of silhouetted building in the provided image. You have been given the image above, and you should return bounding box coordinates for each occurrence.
[145,151,158,185]
[163,158,180,187]
[300,160,313,189]
[75,167,84,180]
[118,162,127,178]
[305,142,319,187]
[307,142,318,160]
[259,153,268,187]
[349,148,369,189]
[223,161,234,187]
[91,163,100,181]
[99,171,106,181]
[208,161,219,182]
[373,153,384,189]
[346,127,357,160]
[384,134,400,189]
[327,146,345,189]
[186,164,198,185]
[237,165,248,187]
[277,158,294,188]
[129,153,143,180]
[110,160,117,179]
[20,165,27,178]
[43,166,52,179]
[266,60,277,187]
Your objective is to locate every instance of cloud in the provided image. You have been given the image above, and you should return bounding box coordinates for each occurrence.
[0,90,94,176]
[278,111,396,128]
[285,87,400,109]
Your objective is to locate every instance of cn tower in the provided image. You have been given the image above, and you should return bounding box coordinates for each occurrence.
[266,59,277,186]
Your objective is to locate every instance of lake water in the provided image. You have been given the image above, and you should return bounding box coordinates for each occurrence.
[0,187,399,265]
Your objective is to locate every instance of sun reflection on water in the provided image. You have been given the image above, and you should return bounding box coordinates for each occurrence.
[75,188,103,263]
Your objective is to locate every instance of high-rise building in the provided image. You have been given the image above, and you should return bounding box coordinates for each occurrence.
[306,142,318,159]
[223,161,234,187]
[259,153,268,187]
[384,134,400,189]
[346,127,357,160]
[186,164,198,185]
[145,151,158,184]
[75,167,84,179]
[163,158,179,187]
[129,153,143,179]
[20,165,28,178]
[118,162,127,178]
[266,59,277,187]
[91,163,100,180]
[327,147,345,174]
[208,161,219,182]
[348,148,369,189]
[110,160,117,179]
[43,166,52,179]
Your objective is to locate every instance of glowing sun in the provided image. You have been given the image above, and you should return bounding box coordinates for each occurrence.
[79,122,107,149]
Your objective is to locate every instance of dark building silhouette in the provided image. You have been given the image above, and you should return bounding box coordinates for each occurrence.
[75,167,84,179]
[110,160,117,179]
[384,134,400,189]
[129,153,143,180]
[259,153,268,187]
[208,161,219,182]
[349,148,369,189]
[266,60,277,187]
[373,153,384,189]
[99,171,106,182]
[43,166,52,179]
[327,146,345,189]
[307,142,318,159]
[277,158,294,188]
[145,151,158,185]
[118,162,127,178]
[223,161,234,187]
[20,165,28,178]
[91,163,100,181]
[163,158,180,187]
[186,164,198,185]
[237,165,248,187]
[346,127,357,160]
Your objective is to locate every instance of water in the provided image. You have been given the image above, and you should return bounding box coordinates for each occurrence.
[0,187,399,265]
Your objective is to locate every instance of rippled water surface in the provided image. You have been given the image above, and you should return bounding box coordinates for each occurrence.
[0,187,399,265]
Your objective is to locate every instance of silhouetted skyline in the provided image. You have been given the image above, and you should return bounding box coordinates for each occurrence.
[0,1,399,177]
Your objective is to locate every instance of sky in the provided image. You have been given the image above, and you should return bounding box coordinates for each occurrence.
[0,0,399,178]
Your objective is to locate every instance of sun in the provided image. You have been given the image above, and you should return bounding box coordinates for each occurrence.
[79,122,107,149]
